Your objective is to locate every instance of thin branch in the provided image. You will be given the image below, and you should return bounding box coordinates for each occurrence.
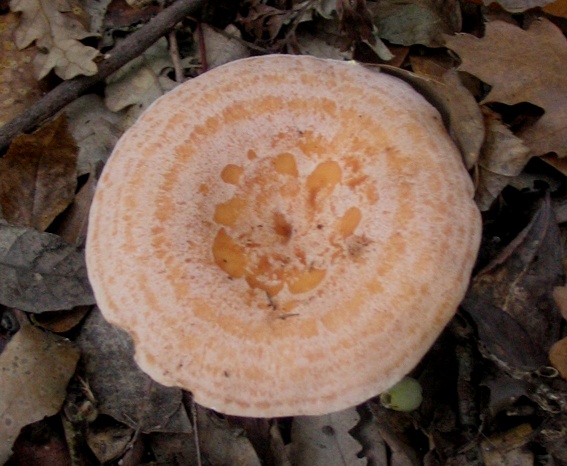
[196,21,208,73]
[0,0,203,154]
[168,30,185,83]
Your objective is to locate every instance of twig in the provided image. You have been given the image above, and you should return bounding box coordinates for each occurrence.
[196,21,208,73]
[168,30,185,83]
[0,0,203,154]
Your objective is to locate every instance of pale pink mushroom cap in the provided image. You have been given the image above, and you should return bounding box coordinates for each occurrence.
[86,55,481,417]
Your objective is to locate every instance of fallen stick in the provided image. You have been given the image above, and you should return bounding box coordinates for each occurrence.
[0,0,203,154]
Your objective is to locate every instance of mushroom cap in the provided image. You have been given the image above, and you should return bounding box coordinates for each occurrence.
[86,55,481,417]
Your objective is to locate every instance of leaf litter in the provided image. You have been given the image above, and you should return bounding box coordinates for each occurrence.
[1,0,567,464]
[9,0,100,79]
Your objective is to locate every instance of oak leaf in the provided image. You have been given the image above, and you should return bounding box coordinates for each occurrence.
[445,19,567,157]
[10,0,99,79]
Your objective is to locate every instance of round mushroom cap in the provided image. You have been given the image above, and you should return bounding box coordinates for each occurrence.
[86,55,481,417]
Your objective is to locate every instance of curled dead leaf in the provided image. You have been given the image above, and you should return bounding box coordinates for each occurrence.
[462,194,563,370]
[475,110,532,211]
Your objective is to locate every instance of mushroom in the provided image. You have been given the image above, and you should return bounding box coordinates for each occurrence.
[86,55,481,417]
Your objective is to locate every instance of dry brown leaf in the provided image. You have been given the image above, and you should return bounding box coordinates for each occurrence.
[296,29,352,59]
[483,0,555,11]
[148,432,200,466]
[105,38,178,129]
[63,94,122,176]
[10,0,100,79]
[543,0,567,17]
[289,407,365,466]
[0,220,94,312]
[200,24,250,69]
[552,285,567,319]
[372,0,461,47]
[0,116,78,231]
[77,308,191,434]
[462,195,564,370]
[196,405,262,466]
[31,307,90,333]
[480,424,534,466]
[237,0,302,48]
[85,421,135,464]
[375,65,484,168]
[0,324,80,464]
[549,337,567,379]
[445,18,567,157]
[0,13,43,128]
[475,111,532,210]
[338,0,393,61]
[51,172,97,247]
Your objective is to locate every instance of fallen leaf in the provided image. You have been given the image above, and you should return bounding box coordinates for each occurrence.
[237,0,300,46]
[0,220,94,313]
[9,0,100,79]
[226,416,284,466]
[0,324,80,464]
[31,307,90,333]
[85,419,135,464]
[0,116,78,231]
[77,308,191,433]
[374,65,484,168]
[549,337,567,380]
[552,285,567,319]
[366,403,420,466]
[200,24,250,69]
[372,0,461,47]
[480,424,534,466]
[51,172,97,247]
[196,405,262,466]
[538,415,567,463]
[81,0,112,35]
[483,0,555,12]
[475,111,532,211]
[481,369,533,415]
[338,0,394,61]
[105,38,178,129]
[0,13,43,128]
[445,19,567,157]
[296,29,352,60]
[148,432,200,466]
[543,0,567,17]
[352,411,388,466]
[313,0,337,19]
[409,55,485,167]
[63,94,122,176]
[462,195,564,370]
[289,407,365,466]
[10,420,72,466]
